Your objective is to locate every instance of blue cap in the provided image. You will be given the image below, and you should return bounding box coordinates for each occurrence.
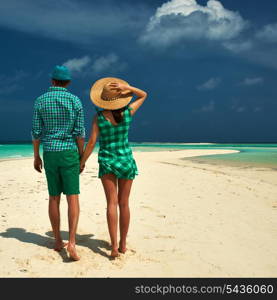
[51,65,71,80]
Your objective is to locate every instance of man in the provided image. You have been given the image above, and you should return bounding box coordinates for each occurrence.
[31,65,85,261]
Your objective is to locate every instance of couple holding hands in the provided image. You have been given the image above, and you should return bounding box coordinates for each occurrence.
[31,65,147,260]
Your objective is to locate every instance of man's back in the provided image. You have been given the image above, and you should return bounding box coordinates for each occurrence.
[32,86,85,152]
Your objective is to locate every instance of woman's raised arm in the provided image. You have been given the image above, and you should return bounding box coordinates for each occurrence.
[108,82,147,116]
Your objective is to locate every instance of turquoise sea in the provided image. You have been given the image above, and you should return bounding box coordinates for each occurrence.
[0,143,277,168]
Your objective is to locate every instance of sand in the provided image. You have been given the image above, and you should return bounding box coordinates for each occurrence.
[0,149,277,277]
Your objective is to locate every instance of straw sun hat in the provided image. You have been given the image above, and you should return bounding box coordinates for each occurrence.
[90,77,133,110]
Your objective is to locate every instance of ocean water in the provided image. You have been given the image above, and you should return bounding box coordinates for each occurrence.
[0,143,185,159]
[181,144,277,168]
[0,143,277,168]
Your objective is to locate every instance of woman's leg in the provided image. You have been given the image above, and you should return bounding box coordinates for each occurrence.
[118,179,133,253]
[101,174,119,257]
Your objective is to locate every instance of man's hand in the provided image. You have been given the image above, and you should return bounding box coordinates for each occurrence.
[34,156,43,173]
[80,160,85,174]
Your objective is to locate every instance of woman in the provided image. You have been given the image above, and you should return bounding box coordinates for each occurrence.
[80,77,147,258]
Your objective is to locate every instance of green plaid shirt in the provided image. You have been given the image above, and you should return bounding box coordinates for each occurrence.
[31,86,85,152]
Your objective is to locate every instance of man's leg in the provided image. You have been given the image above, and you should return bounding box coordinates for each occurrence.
[66,194,80,261]
[48,194,66,251]
[44,152,65,251]
[59,150,81,261]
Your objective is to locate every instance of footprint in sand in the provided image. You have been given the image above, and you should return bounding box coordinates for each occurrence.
[35,254,57,262]
[122,248,136,256]
[109,255,126,267]
[141,205,158,213]
[15,258,31,268]
[139,256,160,263]
[157,214,166,218]
[19,269,28,273]
[154,235,175,239]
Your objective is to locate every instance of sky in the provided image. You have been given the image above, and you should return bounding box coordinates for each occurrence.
[0,0,277,143]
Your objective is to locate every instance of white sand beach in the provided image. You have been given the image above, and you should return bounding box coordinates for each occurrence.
[0,149,277,277]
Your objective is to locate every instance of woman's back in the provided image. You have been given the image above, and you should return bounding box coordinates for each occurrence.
[98,107,132,154]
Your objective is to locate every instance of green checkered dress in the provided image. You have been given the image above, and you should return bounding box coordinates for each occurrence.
[97,106,138,180]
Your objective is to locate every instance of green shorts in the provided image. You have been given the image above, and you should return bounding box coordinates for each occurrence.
[43,150,80,196]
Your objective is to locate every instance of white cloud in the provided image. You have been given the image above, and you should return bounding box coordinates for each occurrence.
[0,0,147,44]
[61,53,127,76]
[0,70,28,83]
[218,21,277,69]
[256,23,277,43]
[0,70,28,95]
[200,100,215,112]
[140,0,248,47]
[0,85,20,95]
[194,100,215,112]
[223,40,253,53]
[63,56,91,73]
[241,77,264,86]
[254,107,262,112]
[92,54,118,73]
[92,53,127,74]
[0,99,32,113]
[222,23,277,69]
[197,77,221,91]
[231,100,247,113]
[237,107,245,113]
[222,37,277,70]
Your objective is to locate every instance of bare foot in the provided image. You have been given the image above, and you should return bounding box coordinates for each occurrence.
[110,249,119,259]
[54,241,68,252]
[119,241,127,254]
[67,244,80,261]
[118,247,127,254]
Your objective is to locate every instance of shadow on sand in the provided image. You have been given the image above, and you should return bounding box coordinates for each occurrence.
[0,228,111,262]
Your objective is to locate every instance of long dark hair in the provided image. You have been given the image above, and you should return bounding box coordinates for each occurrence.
[111,106,127,124]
